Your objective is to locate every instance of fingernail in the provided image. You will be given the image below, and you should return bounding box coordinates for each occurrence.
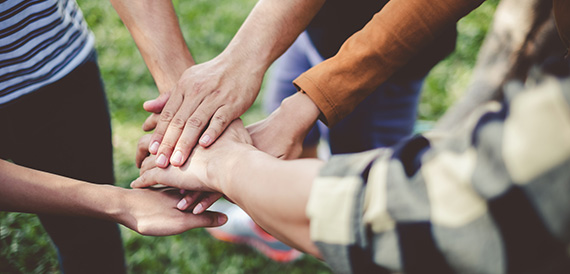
[193,203,203,214]
[218,214,228,225]
[156,154,167,167]
[177,199,187,210]
[149,141,159,154]
[180,189,186,195]
[200,135,211,145]
[171,150,183,165]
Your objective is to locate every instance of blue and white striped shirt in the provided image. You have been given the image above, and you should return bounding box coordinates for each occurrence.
[0,0,94,105]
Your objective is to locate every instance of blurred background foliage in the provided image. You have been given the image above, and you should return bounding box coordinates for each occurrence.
[1,0,498,272]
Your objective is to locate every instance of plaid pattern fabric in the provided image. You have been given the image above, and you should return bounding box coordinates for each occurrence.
[306,75,570,273]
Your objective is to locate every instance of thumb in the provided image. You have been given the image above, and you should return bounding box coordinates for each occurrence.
[143,93,170,113]
[130,168,174,189]
[189,211,228,228]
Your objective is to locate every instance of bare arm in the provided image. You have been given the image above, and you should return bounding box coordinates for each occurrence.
[133,120,324,256]
[222,149,323,256]
[146,0,325,167]
[0,160,226,236]
[109,0,194,94]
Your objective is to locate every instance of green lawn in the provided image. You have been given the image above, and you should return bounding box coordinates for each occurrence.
[0,0,498,272]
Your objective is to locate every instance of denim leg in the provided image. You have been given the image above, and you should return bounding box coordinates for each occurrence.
[1,53,126,273]
[264,32,324,146]
[329,79,424,154]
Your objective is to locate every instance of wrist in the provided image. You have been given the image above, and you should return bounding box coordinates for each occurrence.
[280,91,320,119]
[212,144,261,197]
[98,185,130,225]
[220,150,276,206]
[220,39,272,75]
[277,92,320,140]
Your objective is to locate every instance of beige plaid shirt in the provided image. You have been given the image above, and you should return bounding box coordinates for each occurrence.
[307,75,570,273]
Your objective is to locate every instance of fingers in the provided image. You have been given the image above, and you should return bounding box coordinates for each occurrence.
[198,106,232,147]
[192,193,223,214]
[158,102,208,167]
[136,211,227,236]
[136,134,152,168]
[139,154,157,175]
[132,163,206,192]
[143,92,170,114]
[175,191,202,211]
[175,192,222,214]
[148,92,184,156]
[131,166,181,189]
[181,211,228,230]
[142,113,159,132]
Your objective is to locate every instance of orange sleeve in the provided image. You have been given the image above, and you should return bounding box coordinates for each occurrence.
[293,0,485,126]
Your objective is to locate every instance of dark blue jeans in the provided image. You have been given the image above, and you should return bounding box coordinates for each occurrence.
[0,52,126,273]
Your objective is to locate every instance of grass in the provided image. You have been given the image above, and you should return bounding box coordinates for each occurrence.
[0,0,498,272]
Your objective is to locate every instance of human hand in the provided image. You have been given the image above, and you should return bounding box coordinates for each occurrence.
[247,92,320,159]
[144,53,264,168]
[136,133,222,214]
[132,119,254,195]
[115,187,227,236]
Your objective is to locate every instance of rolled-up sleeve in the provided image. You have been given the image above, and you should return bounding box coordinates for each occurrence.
[306,76,570,273]
[293,0,484,126]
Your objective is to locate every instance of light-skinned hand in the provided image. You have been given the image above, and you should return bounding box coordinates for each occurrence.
[114,187,227,236]
[136,133,222,214]
[132,119,254,198]
[247,92,320,159]
[144,53,263,168]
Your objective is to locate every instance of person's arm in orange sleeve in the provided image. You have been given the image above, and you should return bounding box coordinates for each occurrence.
[248,0,485,159]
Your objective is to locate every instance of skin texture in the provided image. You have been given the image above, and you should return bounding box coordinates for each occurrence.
[132,120,324,256]
[247,92,321,159]
[0,160,227,236]
[111,0,223,208]
[1,0,224,232]
[142,0,326,168]
[109,0,195,95]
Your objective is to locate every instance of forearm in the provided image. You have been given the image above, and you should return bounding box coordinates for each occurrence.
[0,160,123,222]
[218,147,324,257]
[220,0,325,74]
[110,0,194,94]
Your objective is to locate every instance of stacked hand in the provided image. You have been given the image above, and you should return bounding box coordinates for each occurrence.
[143,53,263,168]
[133,119,255,211]
[116,187,226,236]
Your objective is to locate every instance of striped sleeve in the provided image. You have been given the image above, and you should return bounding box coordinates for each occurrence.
[0,0,94,105]
[306,76,570,273]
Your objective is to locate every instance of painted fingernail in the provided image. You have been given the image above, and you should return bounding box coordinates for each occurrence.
[156,154,167,167]
[149,141,159,154]
[193,203,203,214]
[171,150,183,165]
[177,199,187,210]
[200,135,211,145]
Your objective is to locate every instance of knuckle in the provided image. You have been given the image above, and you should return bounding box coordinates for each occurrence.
[169,117,186,130]
[186,117,203,129]
[191,81,204,95]
[160,110,175,122]
[212,114,228,126]
[211,89,222,97]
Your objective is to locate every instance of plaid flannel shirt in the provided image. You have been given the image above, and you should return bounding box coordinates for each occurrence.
[307,75,570,273]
